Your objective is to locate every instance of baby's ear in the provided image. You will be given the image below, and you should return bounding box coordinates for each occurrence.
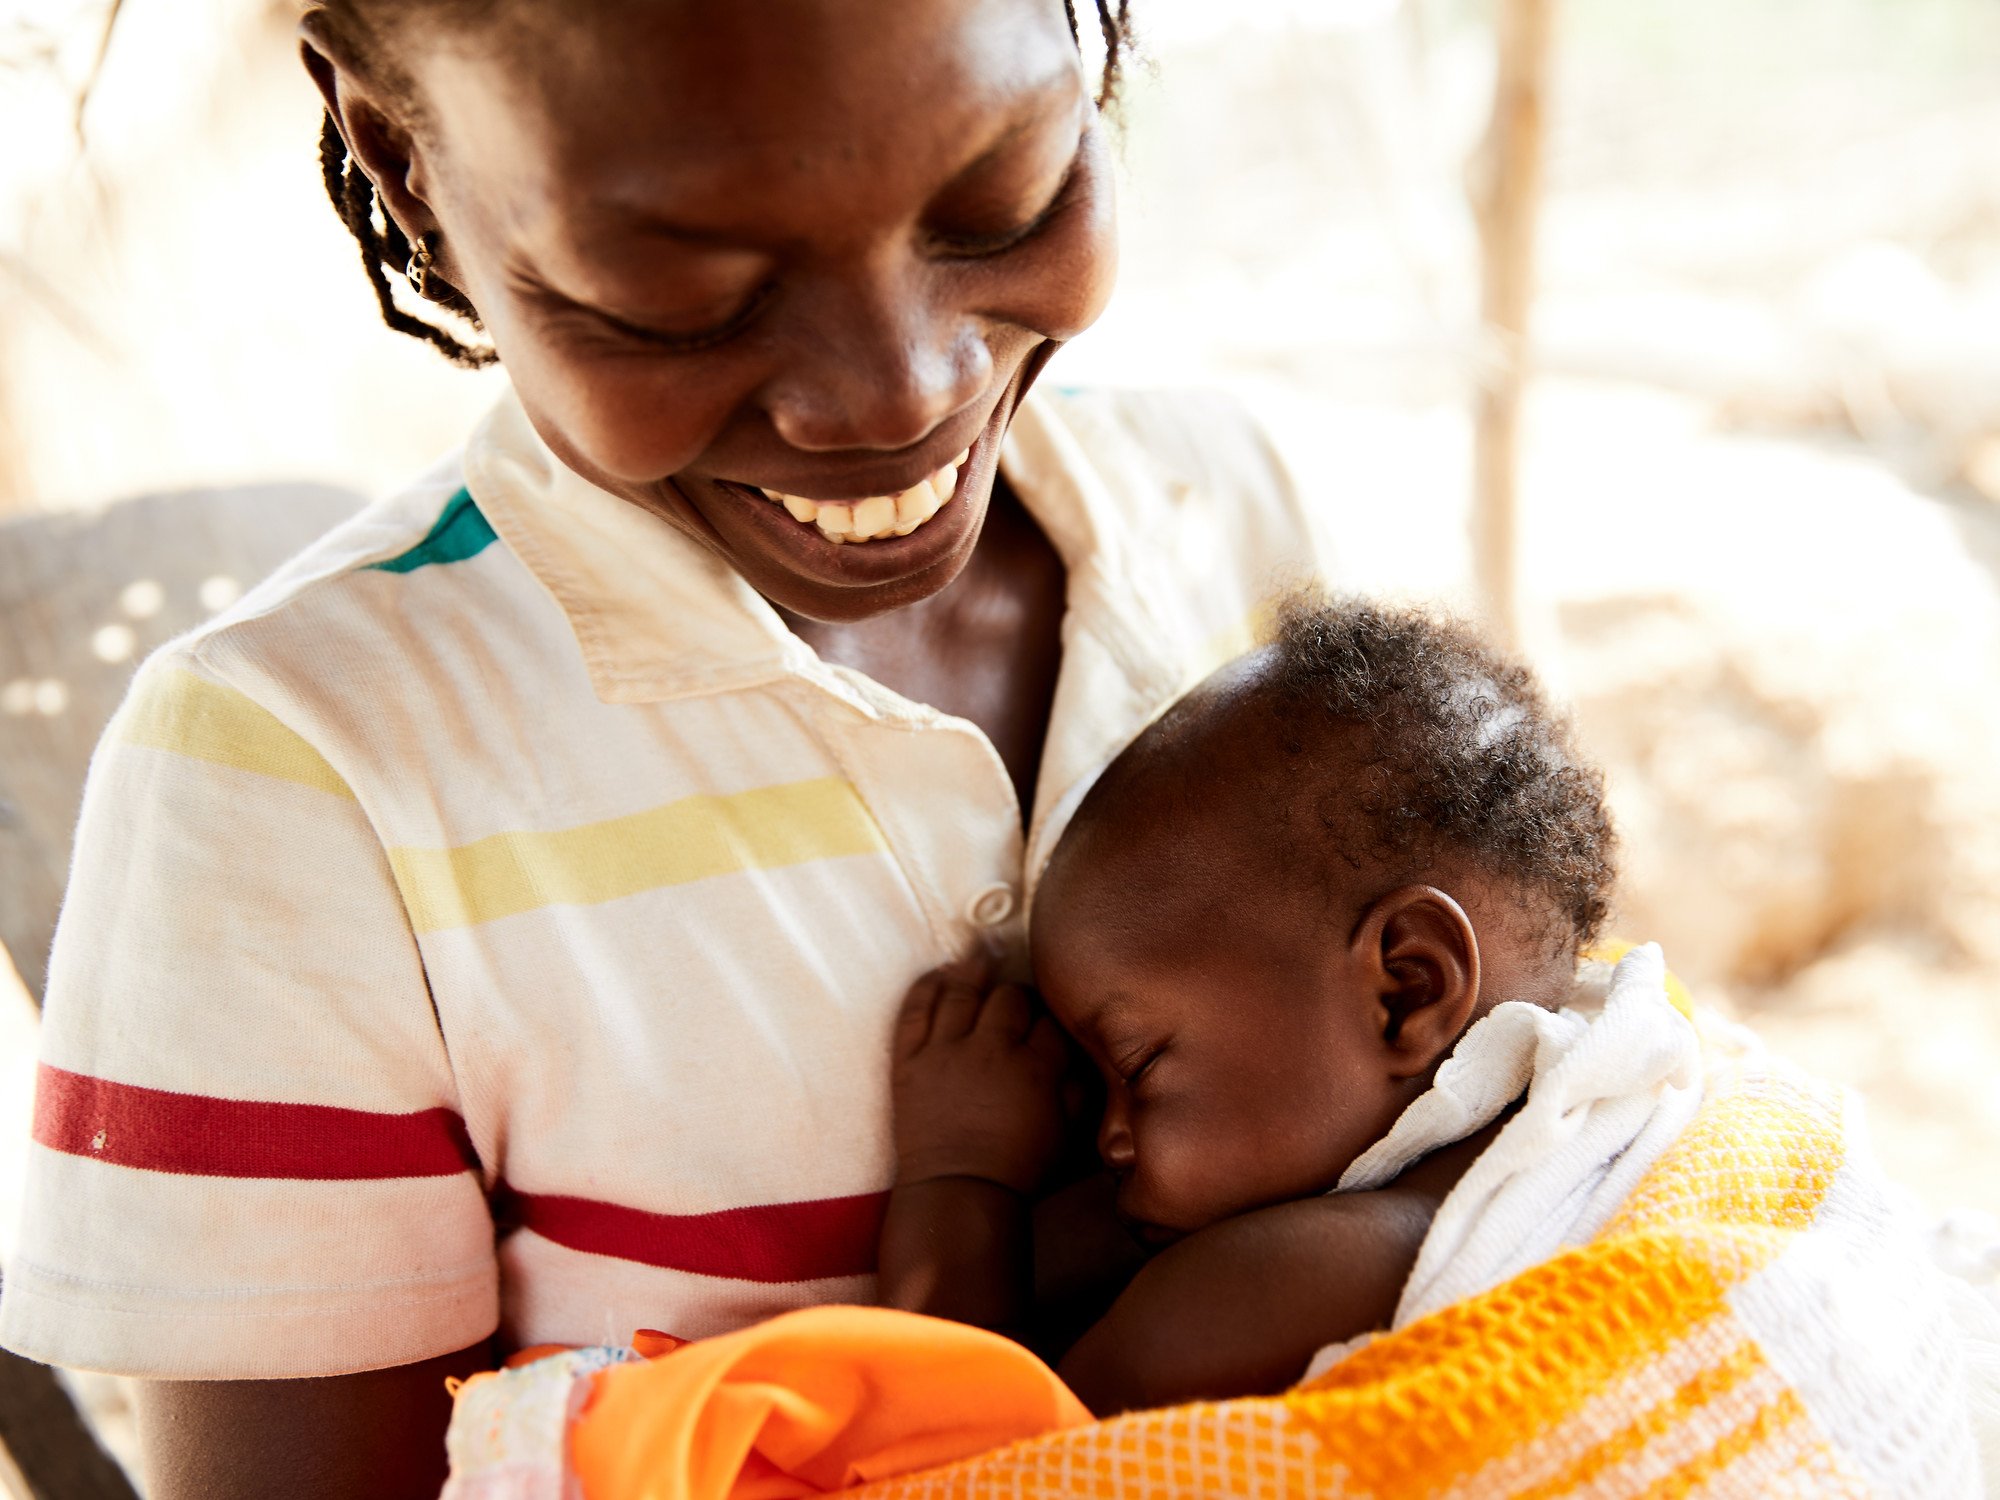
[1349,885,1481,1078]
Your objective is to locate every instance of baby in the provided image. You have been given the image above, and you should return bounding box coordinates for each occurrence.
[878,595,1618,1416]
[440,596,1990,1497]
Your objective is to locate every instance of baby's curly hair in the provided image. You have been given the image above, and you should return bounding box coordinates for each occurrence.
[1259,596,1616,959]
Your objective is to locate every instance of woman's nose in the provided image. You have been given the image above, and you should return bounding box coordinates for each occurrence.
[763,261,992,454]
[1097,1098,1136,1172]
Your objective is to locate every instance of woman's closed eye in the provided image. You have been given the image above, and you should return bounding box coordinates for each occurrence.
[926,132,1087,260]
[570,282,779,355]
[517,262,779,357]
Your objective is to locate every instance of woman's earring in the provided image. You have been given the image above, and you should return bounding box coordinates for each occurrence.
[406,233,438,299]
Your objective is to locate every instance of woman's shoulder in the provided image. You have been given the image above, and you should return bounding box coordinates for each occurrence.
[1025,383,1298,512]
[1016,384,1334,643]
[118,453,555,789]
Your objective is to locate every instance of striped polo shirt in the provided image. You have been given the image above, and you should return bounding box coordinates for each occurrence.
[0,384,1330,1379]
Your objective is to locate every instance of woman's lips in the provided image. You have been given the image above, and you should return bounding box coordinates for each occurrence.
[696,416,999,590]
[758,448,971,544]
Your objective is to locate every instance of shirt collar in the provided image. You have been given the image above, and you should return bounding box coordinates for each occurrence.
[462,384,1170,710]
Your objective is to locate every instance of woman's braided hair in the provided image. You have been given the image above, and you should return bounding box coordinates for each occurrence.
[314,0,1136,368]
[317,110,495,368]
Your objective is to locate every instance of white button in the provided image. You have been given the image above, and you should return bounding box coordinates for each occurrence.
[967,883,1017,927]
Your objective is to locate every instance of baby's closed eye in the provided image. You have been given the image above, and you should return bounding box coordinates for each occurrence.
[1111,1039,1166,1088]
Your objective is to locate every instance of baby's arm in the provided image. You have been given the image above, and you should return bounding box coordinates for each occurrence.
[877,962,1073,1334]
[1055,1191,1436,1416]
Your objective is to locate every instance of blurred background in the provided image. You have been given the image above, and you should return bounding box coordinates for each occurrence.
[3,0,1999,1485]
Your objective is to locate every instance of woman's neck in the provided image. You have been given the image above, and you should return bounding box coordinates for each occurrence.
[777,476,1068,822]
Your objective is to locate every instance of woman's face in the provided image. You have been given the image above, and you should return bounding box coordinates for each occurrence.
[376,0,1117,621]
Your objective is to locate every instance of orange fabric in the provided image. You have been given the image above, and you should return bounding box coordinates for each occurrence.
[569,1306,1091,1500]
[632,1329,691,1359]
[548,1042,1885,1500]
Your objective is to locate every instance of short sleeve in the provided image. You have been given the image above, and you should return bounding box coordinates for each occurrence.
[0,652,498,1378]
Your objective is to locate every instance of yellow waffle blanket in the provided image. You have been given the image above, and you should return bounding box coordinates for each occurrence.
[446,1003,1988,1499]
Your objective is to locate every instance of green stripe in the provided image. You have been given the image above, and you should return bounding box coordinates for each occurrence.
[367,488,497,573]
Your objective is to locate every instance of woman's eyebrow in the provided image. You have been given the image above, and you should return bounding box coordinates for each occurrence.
[582,205,778,250]
[620,222,761,249]
[578,66,1087,250]
[954,79,1088,182]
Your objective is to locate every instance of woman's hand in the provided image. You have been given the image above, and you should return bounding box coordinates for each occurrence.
[890,959,1073,1194]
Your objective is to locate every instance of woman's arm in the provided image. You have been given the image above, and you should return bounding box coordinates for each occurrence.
[135,1340,492,1500]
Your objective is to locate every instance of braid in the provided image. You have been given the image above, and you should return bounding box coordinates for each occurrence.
[316,112,497,369]
[1065,0,1135,111]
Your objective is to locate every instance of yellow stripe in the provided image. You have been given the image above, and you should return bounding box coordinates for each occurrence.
[388,776,888,932]
[1292,1232,1734,1492]
[119,668,354,798]
[1507,1340,1765,1500]
[1638,1388,1807,1499]
[1605,1081,1842,1239]
[1289,1067,1846,1494]
[1585,939,1697,1020]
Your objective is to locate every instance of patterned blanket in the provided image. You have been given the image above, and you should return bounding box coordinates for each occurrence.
[445,994,1989,1499]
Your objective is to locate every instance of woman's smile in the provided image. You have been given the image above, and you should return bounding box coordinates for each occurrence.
[753,450,969,545]
[668,380,1018,592]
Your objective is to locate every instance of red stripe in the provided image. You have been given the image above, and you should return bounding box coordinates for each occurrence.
[505,1185,887,1284]
[33,1064,478,1181]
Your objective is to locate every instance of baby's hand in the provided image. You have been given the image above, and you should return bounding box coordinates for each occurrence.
[891,960,1073,1195]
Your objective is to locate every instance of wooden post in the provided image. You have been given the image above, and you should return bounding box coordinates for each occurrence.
[1469,0,1554,651]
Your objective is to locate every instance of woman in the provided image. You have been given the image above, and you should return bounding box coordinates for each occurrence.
[0,2,1330,1495]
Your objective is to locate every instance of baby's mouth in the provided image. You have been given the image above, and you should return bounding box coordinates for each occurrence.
[755,450,970,546]
[1123,1216,1182,1250]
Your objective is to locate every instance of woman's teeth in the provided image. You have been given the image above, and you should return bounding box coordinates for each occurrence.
[761,452,969,544]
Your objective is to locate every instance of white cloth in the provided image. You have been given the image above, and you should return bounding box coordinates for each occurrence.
[1339,942,1702,1327]
[1305,949,2000,1494]
[1931,1211,2000,1493]
[1,383,1333,1379]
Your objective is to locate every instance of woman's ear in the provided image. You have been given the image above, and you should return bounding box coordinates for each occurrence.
[1348,885,1481,1079]
[299,18,438,243]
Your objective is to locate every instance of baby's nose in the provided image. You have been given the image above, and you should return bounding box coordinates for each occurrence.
[1097,1105,1136,1171]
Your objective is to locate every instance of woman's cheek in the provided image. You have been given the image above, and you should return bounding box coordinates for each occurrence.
[507,335,740,486]
[1045,133,1120,336]
[980,128,1119,345]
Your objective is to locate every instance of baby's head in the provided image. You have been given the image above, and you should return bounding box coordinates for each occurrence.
[1030,597,1616,1241]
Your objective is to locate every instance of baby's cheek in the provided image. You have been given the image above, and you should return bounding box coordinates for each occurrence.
[1148,1134,1266,1233]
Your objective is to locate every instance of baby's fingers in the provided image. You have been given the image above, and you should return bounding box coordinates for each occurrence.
[894,953,996,1057]
[1027,1011,1074,1071]
[977,982,1035,1042]
[892,973,942,1059]
[929,975,983,1040]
